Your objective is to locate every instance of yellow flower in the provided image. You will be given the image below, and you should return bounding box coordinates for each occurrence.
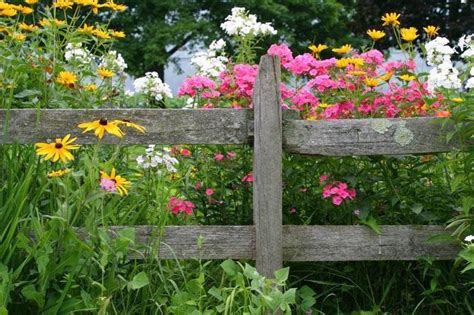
[56,71,77,88]
[308,44,328,55]
[92,29,111,39]
[0,8,17,17]
[78,118,124,139]
[109,30,125,38]
[348,70,367,76]
[97,68,115,78]
[48,168,71,178]
[78,23,95,35]
[381,12,400,26]
[348,57,364,67]
[40,18,66,27]
[451,97,463,103]
[332,44,352,55]
[318,103,331,108]
[399,74,416,81]
[367,29,386,41]
[400,27,419,42]
[335,58,350,68]
[12,33,26,41]
[364,77,381,87]
[100,168,131,196]
[53,0,74,9]
[15,5,33,14]
[25,0,39,4]
[19,22,38,32]
[84,83,97,91]
[113,119,146,133]
[378,71,393,81]
[35,135,80,163]
[423,25,439,38]
[102,1,127,12]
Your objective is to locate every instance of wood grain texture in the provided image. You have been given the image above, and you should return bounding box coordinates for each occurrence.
[74,225,457,261]
[253,55,283,277]
[0,109,252,144]
[283,117,459,156]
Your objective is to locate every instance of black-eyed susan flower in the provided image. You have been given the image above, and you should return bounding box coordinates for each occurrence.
[0,8,17,17]
[35,134,80,163]
[113,119,146,133]
[78,23,95,35]
[56,71,77,88]
[103,1,127,12]
[400,27,419,42]
[92,29,111,39]
[423,25,439,38]
[84,83,97,91]
[100,168,130,196]
[19,22,38,32]
[53,0,74,9]
[332,44,352,55]
[78,118,124,139]
[109,30,125,38]
[381,12,400,26]
[367,29,386,41]
[47,168,71,178]
[97,68,115,78]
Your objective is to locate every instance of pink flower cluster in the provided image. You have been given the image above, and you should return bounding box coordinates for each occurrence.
[214,151,236,161]
[320,176,356,206]
[100,178,116,193]
[168,196,195,215]
[178,75,216,97]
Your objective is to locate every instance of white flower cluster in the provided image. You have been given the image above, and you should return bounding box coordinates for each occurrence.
[133,72,173,101]
[465,235,474,243]
[458,34,474,89]
[425,37,462,93]
[99,50,128,73]
[220,7,277,37]
[191,39,228,78]
[64,43,92,64]
[136,145,179,173]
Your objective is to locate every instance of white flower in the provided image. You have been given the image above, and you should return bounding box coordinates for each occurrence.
[427,60,462,93]
[64,42,92,64]
[209,39,226,51]
[99,50,127,73]
[425,37,455,66]
[133,72,173,101]
[136,145,179,173]
[465,235,474,243]
[465,77,474,89]
[220,7,276,37]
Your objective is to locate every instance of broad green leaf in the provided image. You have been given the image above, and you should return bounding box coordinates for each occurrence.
[128,272,150,290]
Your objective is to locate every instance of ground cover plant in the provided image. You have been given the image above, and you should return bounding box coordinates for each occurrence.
[0,1,473,314]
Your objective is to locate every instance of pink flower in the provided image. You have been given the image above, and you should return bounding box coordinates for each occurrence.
[307,75,341,92]
[168,196,195,215]
[290,88,318,110]
[321,180,356,206]
[178,75,216,97]
[332,195,343,206]
[289,207,297,214]
[267,44,294,65]
[194,181,202,190]
[205,188,214,196]
[214,153,224,161]
[359,49,384,65]
[242,172,253,183]
[319,175,328,183]
[285,53,316,75]
[226,151,236,159]
[180,148,191,156]
[100,178,116,193]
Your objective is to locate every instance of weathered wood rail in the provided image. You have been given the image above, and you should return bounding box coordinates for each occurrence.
[0,55,464,278]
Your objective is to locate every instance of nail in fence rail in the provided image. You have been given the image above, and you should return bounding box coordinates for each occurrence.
[0,55,466,278]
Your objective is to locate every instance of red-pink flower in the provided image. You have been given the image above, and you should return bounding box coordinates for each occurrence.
[267,44,294,65]
[242,172,253,183]
[180,148,191,156]
[168,196,195,215]
[226,151,236,159]
[214,153,224,161]
[205,188,214,196]
[319,175,328,183]
[178,75,216,97]
[322,181,356,206]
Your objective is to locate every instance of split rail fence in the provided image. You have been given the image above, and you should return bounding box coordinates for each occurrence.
[0,55,462,277]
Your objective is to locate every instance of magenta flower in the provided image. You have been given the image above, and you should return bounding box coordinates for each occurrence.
[168,196,195,215]
[214,153,224,161]
[241,172,253,183]
[205,188,214,196]
[100,178,116,193]
[322,181,356,206]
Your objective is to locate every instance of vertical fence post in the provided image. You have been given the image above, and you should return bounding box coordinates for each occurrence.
[253,55,283,278]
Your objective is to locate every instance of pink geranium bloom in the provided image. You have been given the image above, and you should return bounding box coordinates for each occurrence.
[321,180,357,206]
[214,153,224,161]
[180,148,191,156]
[359,49,384,65]
[241,172,253,183]
[168,196,195,215]
[205,188,214,196]
[178,75,216,97]
[285,53,316,75]
[267,44,294,65]
[227,151,236,159]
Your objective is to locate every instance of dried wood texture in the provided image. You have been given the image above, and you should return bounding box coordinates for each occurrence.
[253,55,283,277]
[0,109,251,144]
[284,117,458,156]
[74,225,457,261]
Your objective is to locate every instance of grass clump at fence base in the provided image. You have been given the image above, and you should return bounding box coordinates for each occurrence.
[1,2,473,314]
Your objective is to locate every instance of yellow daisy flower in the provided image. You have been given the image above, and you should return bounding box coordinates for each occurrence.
[35,134,80,163]
[109,30,125,38]
[47,168,71,178]
[53,0,74,9]
[308,44,328,55]
[97,68,115,78]
[78,23,95,35]
[78,118,124,139]
[0,8,17,17]
[364,77,381,87]
[400,27,419,42]
[367,29,386,41]
[423,25,439,38]
[100,168,131,196]
[399,74,416,81]
[113,119,146,133]
[332,44,352,55]
[56,71,77,88]
[19,22,38,32]
[25,0,39,5]
[84,83,97,91]
[381,12,400,26]
[92,29,111,39]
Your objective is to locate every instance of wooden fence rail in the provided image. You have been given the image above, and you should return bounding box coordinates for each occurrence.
[0,55,465,278]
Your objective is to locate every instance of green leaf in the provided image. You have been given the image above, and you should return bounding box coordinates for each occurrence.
[360,216,381,234]
[273,267,289,283]
[411,203,423,215]
[128,272,150,290]
[220,259,239,277]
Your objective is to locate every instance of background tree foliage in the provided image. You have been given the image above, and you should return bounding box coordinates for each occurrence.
[108,0,473,78]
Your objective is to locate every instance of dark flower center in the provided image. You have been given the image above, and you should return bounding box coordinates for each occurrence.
[99,118,108,125]
[55,143,63,149]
